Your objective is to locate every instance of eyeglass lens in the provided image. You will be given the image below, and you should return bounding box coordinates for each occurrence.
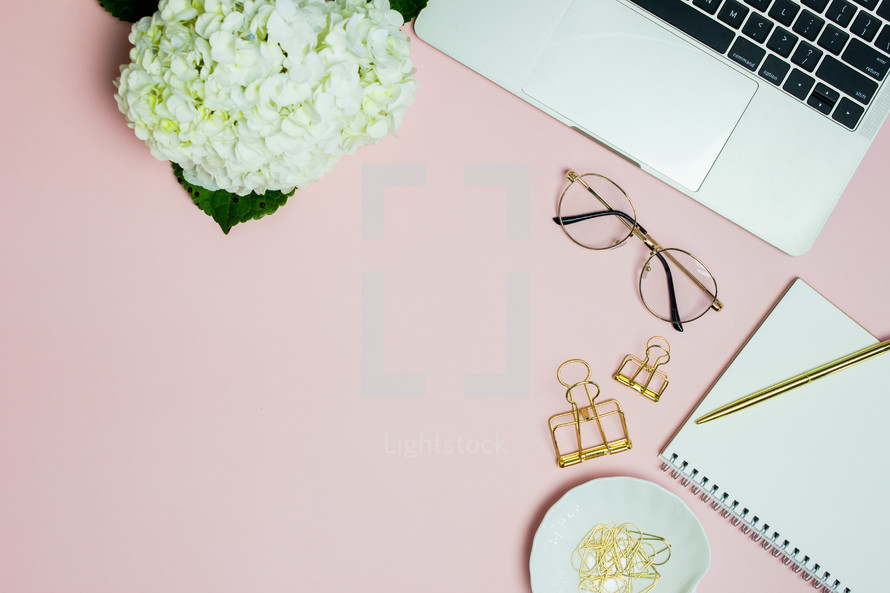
[640,248,717,324]
[557,174,636,250]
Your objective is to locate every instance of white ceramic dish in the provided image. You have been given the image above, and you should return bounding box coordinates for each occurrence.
[530,477,710,593]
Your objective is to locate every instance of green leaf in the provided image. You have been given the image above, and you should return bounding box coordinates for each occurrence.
[172,163,293,235]
[389,0,428,22]
[97,0,158,22]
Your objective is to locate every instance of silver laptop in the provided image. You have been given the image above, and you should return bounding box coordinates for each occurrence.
[414,0,890,255]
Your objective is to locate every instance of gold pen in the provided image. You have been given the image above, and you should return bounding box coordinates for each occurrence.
[695,338,890,425]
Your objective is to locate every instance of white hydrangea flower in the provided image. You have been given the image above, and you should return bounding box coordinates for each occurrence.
[115,0,417,196]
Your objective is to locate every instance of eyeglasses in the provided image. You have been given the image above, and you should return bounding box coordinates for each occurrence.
[553,170,722,332]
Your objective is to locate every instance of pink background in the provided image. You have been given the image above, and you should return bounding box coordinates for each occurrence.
[2,2,889,592]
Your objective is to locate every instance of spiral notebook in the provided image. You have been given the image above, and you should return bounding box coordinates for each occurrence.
[659,279,888,593]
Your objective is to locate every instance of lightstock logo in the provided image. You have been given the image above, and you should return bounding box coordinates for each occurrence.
[383,432,507,459]
[360,162,531,410]
[360,163,428,398]
[463,163,530,398]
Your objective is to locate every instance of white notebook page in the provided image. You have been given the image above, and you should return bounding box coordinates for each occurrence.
[660,279,886,592]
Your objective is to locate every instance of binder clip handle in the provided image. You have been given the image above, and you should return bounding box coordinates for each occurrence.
[566,380,601,412]
[644,336,671,370]
[556,359,592,388]
[556,359,598,405]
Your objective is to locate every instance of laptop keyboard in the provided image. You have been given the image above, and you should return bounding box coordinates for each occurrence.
[627,0,890,130]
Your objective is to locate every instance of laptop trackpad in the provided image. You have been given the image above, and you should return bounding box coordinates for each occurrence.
[522,0,757,191]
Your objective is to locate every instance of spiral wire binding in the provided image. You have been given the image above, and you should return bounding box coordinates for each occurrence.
[660,453,850,593]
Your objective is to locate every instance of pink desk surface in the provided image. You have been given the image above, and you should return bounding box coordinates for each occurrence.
[2,3,888,593]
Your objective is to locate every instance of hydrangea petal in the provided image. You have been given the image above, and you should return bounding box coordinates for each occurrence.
[115,0,417,196]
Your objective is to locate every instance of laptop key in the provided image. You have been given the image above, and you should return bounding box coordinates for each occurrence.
[832,97,865,128]
[813,82,841,103]
[770,0,801,26]
[802,0,831,11]
[767,27,800,57]
[729,37,767,70]
[627,0,737,53]
[745,0,772,11]
[851,0,879,10]
[719,1,750,28]
[801,42,826,68]
[759,54,792,84]
[817,23,850,54]
[850,11,881,41]
[877,26,890,54]
[743,12,774,42]
[792,41,825,70]
[793,10,826,41]
[807,93,835,114]
[879,0,890,20]
[808,83,840,113]
[826,0,857,27]
[842,37,890,79]
[816,55,879,102]
[784,68,817,99]
[693,0,723,16]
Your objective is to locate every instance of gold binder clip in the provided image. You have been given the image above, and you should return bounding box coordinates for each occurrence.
[614,337,671,402]
[549,359,632,468]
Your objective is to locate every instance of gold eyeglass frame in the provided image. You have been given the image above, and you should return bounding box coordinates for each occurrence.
[555,170,723,325]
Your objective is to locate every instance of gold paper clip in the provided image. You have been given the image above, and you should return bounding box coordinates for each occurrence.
[614,337,671,402]
[549,359,632,468]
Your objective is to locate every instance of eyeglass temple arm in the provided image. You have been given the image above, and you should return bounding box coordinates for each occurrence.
[652,250,684,333]
[552,210,639,228]
[652,245,723,312]
[566,171,639,236]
